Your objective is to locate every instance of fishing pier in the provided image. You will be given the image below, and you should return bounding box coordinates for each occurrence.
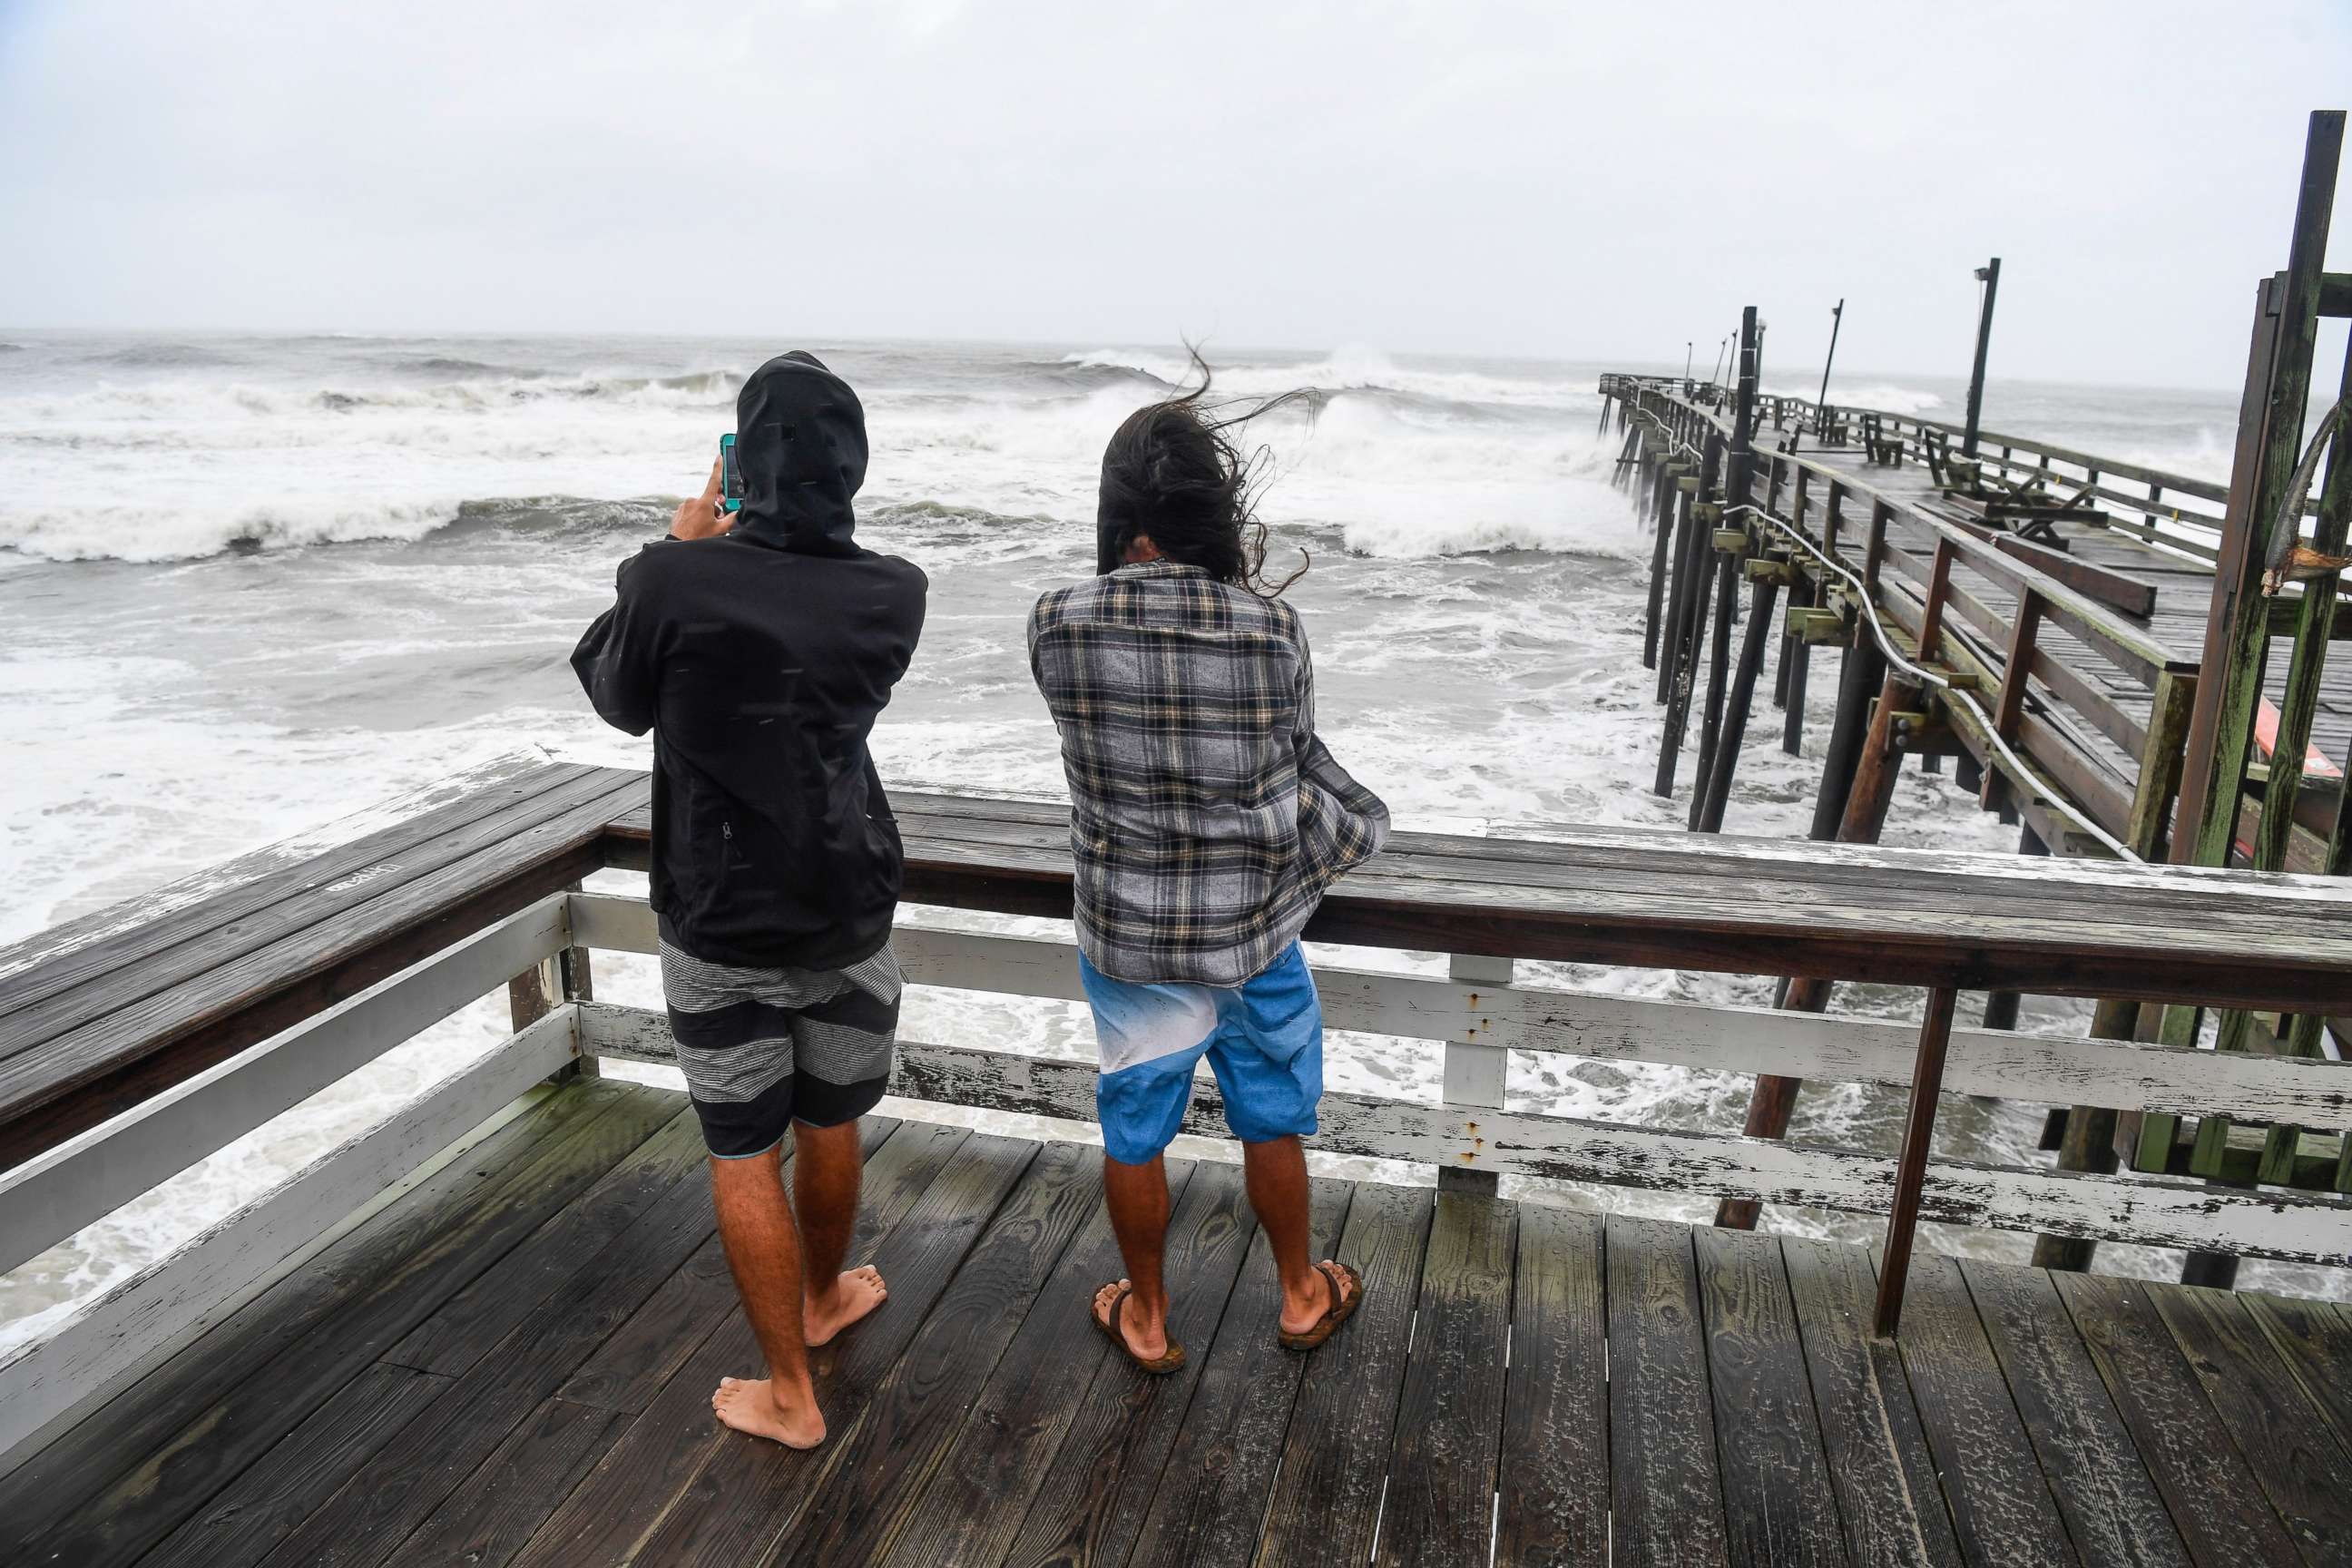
[2,757,2349,1567]
[1595,110,2352,1277]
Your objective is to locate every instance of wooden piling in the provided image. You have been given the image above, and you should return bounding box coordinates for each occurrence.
[1689,316,1761,819]
[1690,534,1741,828]
[1655,434,1726,796]
[1807,627,1886,840]
[1695,564,1784,833]
[1779,576,1815,755]
[1717,670,1921,1230]
[1654,472,1700,703]
[1981,824,2047,1033]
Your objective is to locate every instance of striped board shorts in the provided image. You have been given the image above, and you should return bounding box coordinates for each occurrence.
[658,937,902,1159]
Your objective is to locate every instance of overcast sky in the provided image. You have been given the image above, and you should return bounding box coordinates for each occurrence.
[2,0,2346,387]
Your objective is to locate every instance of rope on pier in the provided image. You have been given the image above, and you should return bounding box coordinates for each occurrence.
[1632,412,2139,860]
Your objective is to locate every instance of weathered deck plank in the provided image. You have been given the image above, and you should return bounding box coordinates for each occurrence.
[1606,1213,1731,1568]
[1890,1251,2079,1568]
[1959,1259,2190,1568]
[505,1119,968,1568]
[1254,1181,1434,1568]
[2052,1271,2303,1568]
[1695,1227,1851,1568]
[1494,1203,1609,1568]
[4,1079,673,1568]
[1780,1237,1965,1568]
[986,1159,1259,1568]
[1373,1189,1515,1568]
[1118,1176,1353,1568]
[2150,1282,2352,1563]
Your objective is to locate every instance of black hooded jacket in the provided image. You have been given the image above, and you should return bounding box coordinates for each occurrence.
[572,352,927,969]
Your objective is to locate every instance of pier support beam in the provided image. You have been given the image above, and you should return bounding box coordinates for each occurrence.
[1688,309,1761,822]
[1718,668,1921,1230]
[1983,824,2047,1034]
[1656,436,1726,795]
[1695,562,1784,833]
[1808,622,1886,841]
[1779,576,1816,755]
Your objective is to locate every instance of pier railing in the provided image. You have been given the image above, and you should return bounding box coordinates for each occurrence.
[2,760,2348,1461]
[1751,390,2241,564]
[1602,371,2200,858]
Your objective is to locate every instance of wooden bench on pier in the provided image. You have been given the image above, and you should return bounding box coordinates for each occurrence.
[3,758,2351,1566]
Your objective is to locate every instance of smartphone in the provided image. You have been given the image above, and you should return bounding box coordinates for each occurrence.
[719,434,745,514]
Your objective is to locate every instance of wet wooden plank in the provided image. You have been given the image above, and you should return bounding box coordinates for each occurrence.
[1115,1177,1353,1568]
[507,1121,972,1568]
[377,1396,632,1568]
[1891,1251,2078,1568]
[1494,1203,1608,1568]
[763,1140,1105,1567]
[991,1158,1262,1568]
[385,1108,709,1376]
[2052,1271,2302,1568]
[1694,1228,1851,1568]
[2242,1291,2352,1457]
[0,763,620,1063]
[134,1364,448,1568]
[0,755,583,1017]
[0,769,646,1164]
[1605,1213,1730,1568]
[248,1103,725,1568]
[866,1156,1196,1567]
[555,1119,901,1415]
[1375,1189,1514,1568]
[2151,1282,2352,1563]
[3,1081,666,1567]
[616,1132,1040,1568]
[1958,1260,2190,1568]
[1254,1181,1436,1568]
[1781,1238,1964,1568]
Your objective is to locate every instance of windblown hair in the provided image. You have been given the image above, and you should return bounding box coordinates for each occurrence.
[1096,348,1312,596]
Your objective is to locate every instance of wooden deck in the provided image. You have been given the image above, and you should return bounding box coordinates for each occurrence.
[7,1078,2352,1568]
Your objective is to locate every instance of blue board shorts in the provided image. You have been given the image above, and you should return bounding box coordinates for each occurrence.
[1081,941,1323,1165]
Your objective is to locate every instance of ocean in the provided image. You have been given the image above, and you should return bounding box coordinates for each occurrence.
[1,330,2328,1348]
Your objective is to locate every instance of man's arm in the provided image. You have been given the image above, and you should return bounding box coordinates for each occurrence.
[571,549,664,737]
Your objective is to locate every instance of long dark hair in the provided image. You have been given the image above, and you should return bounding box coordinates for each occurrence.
[1093,348,1312,596]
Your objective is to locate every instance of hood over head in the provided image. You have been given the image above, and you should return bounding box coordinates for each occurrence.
[735,350,867,553]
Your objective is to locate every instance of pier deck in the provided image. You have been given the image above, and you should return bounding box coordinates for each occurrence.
[10,1075,2352,1568]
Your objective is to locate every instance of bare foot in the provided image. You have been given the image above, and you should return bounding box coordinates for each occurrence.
[711,1376,827,1448]
[804,1265,888,1348]
[1279,1259,1358,1337]
[1093,1278,1168,1359]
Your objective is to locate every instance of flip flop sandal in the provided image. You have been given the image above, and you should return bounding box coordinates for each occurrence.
[1092,1282,1186,1375]
[1279,1260,1364,1351]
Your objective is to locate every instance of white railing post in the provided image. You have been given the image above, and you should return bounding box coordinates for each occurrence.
[1441,955,1514,1194]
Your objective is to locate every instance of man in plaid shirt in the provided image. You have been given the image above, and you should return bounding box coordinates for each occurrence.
[1030,370,1388,1373]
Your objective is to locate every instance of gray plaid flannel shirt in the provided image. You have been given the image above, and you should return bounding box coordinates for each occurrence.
[1028,561,1390,986]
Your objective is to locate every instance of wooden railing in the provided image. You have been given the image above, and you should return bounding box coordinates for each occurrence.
[3,765,2349,1461]
[1744,387,2259,564]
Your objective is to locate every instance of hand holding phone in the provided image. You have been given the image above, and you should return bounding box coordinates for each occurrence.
[668,456,735,542]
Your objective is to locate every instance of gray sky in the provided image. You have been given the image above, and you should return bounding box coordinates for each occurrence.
[3,0,2346,387]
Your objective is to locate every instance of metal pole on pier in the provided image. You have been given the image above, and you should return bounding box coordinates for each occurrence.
[1710,335,1729,390]
[1961,260,2000,458]
[1792,299,1844,456]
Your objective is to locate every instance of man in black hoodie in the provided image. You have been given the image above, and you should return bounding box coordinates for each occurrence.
[573,351,926,1448]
